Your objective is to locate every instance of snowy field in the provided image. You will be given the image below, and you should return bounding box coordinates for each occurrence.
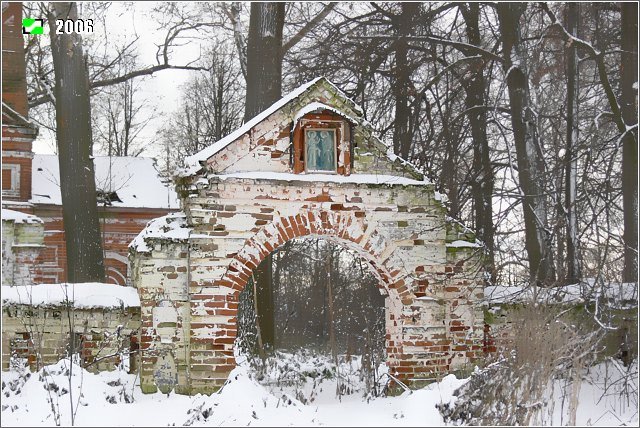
[1,353,637,427]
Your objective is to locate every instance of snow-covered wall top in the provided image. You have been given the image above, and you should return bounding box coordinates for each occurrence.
[1,208,42,224]
[2,282,141,309]
[485,281,637,309]
[31,155,179,209]
[179,77,423,180]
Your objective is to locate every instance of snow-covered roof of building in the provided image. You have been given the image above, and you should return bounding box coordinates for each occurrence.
[1,208,43,224]
[181,77,369,177]
[2,283,140,309]
[1,101,39,131]
[31,155,179,209]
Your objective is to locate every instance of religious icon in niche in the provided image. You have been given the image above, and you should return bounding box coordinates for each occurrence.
[305,129,336,172]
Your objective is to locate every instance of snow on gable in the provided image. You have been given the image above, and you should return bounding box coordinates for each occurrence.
[179,77,422,179]
[31,155,179,209]
[293,102,361,128]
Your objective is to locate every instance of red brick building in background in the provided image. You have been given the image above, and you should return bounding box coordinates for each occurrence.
[2,2,178,285]
[2,2,37,203]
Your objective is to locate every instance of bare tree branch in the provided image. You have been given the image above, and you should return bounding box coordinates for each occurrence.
[359,34,505,63]
[282,3,337,54]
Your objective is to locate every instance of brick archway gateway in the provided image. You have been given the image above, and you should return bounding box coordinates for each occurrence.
[224,212,412,300]
[221,211,413,375]
[131,77,485,395]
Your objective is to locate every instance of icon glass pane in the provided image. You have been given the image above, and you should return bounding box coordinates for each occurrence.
[305,129,336,172]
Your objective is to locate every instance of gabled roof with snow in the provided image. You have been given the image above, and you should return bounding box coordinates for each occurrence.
[181,77,349,175]
[31,155,179,209]
[1,101,38,131]
[179,77,423,179]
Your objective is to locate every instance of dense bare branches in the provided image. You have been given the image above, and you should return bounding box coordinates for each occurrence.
[24,0,635,309]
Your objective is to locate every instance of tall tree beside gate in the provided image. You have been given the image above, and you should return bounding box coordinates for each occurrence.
[392,2,420,160]
[243,2,286,348]
[244,2,285,122]
[48,2,105,283]
[564,2,579,284]
[459,3,495,282]
[496,3,553,285]
[621,2,638,283]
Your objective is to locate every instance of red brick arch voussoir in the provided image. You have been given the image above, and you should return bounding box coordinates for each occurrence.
[218,210,414,302]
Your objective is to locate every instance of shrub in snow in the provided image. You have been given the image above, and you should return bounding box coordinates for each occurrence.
[439,305,603,425]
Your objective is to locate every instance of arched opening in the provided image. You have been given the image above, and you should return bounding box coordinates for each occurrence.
[236,236,388,399]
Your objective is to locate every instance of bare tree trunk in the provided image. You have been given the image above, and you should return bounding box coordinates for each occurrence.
[461,3,496,282]
[215,66,224,140]
[48,2,105,283]
[326,249,336,362]
[392,2,420,159]
[244,2,285,350]
[244,2,285,121]
[272,249,283,348]
[564,3,580,284]
[621,2,638,283]
[311,240,324,343]
[496,3,553,285]
[254,257,274,350]
[123,80,133,156]
[251,274,265,360]
[441,114,461,218]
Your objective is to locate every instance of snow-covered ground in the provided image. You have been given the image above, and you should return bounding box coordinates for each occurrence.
[548,360,638,426]
[1,353,637,426]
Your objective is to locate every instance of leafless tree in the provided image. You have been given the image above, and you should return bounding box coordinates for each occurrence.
[92,62,155,157]
[48,2,105,283]
[156,47,243,177]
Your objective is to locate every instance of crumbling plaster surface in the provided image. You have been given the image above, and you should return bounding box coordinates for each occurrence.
[132,176,484,394]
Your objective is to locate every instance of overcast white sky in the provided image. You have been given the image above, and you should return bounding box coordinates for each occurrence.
[32,1,206,157]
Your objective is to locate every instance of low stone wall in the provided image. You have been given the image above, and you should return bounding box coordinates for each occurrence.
[2,304,140,372]
[483,284,638,362]
[2,283,141,373]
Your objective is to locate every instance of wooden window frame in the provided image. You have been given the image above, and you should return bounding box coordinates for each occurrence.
[2,164,20,197]
[303,128,338,174]
[292,110,352,175]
